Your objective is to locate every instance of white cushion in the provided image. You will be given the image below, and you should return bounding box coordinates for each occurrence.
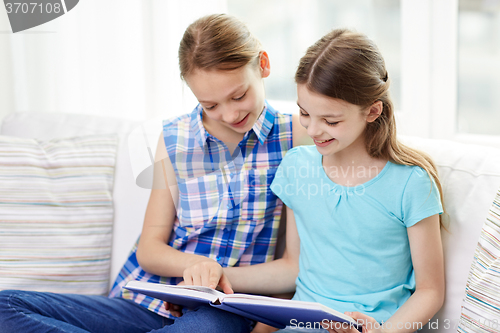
[401,136,500,332]
[0,112,151,289]
[0,134,117,294]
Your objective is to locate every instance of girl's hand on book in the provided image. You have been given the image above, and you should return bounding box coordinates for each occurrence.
[163,281,187,317]
[325,312,383,333]
[182,259,234,294]
[251,322,278,333]
[164,302,183,317]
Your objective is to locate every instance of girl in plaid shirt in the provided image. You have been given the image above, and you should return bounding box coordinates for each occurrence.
[0,13,309,333]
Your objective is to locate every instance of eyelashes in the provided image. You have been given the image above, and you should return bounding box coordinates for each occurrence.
[299,111,339,126]
[299,110,307,117]
[233,93,246,101]
[203,92,247,111]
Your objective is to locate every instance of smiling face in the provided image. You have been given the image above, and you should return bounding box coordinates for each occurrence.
[185,55,270,142]
[297,84,380,161]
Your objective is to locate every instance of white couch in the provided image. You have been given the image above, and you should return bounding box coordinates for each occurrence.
[2,112,500,332]
[0,112,150,287]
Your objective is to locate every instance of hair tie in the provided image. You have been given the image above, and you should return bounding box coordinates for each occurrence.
[383,72,388,82]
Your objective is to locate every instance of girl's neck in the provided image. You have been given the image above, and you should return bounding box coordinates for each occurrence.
[322,149,388,187]
[203,118,245,154]
[323,150,372,169]
[322,137,371,168]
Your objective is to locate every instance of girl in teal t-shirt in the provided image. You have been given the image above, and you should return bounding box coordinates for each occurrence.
[222,29,445,333]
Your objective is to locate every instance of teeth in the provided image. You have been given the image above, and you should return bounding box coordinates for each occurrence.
[316,139,332,143]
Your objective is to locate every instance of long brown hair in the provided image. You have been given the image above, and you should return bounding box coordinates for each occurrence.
[178,14,262,79]
[296,29,445,224]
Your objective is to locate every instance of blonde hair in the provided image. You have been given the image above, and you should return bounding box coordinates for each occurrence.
[296,29,445,225]
[178,13,262,79]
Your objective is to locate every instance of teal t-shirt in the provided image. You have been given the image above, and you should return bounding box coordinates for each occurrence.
[270,146,443,323]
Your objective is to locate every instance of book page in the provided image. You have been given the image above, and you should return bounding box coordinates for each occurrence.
[124,281,224,303]
[174,285,226,297]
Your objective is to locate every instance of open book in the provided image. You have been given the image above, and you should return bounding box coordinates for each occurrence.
[124,281,360,330]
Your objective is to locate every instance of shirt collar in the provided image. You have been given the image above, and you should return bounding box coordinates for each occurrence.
[190,101,276,148]
[191,104,210,148]
[252,101,276,145]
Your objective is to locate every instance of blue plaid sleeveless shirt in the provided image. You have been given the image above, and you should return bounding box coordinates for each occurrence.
[109,102,293,318]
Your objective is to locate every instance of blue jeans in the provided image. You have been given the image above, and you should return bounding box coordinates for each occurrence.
[0,290,254,333]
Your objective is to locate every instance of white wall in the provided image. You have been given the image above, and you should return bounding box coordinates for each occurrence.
[0,7,15,122]
[2,0,499,148]
[0,0,226,124]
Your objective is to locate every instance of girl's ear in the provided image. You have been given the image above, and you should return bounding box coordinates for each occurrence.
[259,51,271,78]
[366,100,383,123]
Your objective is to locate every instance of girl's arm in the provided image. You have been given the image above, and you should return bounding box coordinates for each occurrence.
[381,213,444,332]
[331,214,444,333]
[136,135,231,290]
[223,205,301,295]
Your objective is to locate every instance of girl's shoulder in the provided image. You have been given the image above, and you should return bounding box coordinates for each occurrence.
[162,106,203,140]
[385,162,435,192]
[266,103,293,128]
[163,109,198,129]
[282,145,318,163]
[289,144,317,154]
[387,162,427,179]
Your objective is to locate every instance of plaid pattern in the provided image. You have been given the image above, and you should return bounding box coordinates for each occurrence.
[109,103,293,317]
